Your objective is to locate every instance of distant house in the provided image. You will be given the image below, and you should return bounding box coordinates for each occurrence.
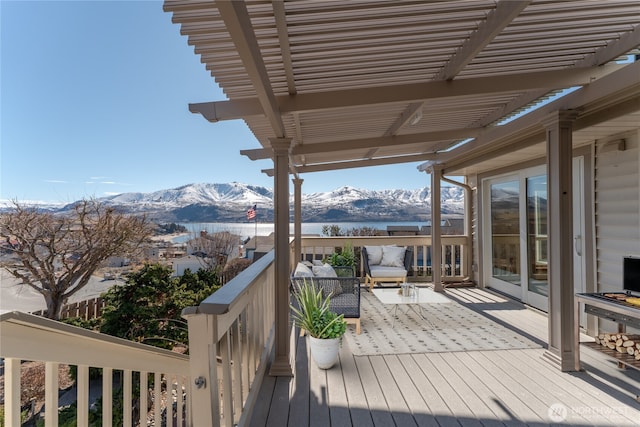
[386,225,420,236]
[143,247,160,263]
[244,234,275,261]
[171,255,205,277]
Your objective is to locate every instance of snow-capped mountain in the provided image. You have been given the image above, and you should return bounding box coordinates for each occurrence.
[7,182,465,222]
[98,182,273,210]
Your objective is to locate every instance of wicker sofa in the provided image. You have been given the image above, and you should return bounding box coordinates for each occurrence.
[291,263,361,334]
[362,245,413,291]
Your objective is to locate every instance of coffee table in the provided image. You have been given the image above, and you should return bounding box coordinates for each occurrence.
[372,286,451,327]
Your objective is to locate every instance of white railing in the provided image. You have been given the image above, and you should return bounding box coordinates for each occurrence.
[295,235,472,282]
[0,311,190,427]
[182,251,275,427]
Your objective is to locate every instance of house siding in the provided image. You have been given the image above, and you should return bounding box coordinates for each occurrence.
[594,130,640,292]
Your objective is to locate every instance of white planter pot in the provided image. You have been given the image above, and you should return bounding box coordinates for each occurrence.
[308,336,341,369]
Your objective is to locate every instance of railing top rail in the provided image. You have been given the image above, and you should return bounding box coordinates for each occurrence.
[183,250,275,317]
[298,235,468,243]
[1,311,189,371]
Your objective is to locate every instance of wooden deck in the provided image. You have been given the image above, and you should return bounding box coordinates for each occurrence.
[250,287,640,426]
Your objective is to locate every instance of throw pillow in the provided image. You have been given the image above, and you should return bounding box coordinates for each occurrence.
[380,245,406,267]
[313,263,338,278]
[294,262,314,277]
[365,245,383,265]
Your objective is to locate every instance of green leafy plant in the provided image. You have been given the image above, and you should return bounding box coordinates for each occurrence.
[290,280,346,339]
[324,241,356,272]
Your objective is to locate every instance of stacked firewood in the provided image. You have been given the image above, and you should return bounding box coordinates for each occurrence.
[595,333,640,361]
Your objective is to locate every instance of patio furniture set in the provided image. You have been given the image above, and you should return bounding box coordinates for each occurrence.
[291,245,416,334]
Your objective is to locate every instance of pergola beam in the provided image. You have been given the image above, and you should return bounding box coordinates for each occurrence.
[436,0,530,80]
[438,61,640,173]
[262,152,439,176]
[241,128,482,160]
[189,65,620,122]
[215,0,286,137]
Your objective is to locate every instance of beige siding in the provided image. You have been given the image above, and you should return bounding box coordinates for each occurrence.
[595,131,640,291]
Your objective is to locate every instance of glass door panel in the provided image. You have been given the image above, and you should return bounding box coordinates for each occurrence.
[527,175,548,297]
[490,181,521,285]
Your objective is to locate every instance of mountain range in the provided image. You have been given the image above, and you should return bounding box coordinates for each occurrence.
[7,182,466,223]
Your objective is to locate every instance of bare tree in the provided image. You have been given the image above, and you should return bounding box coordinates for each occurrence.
[187,230,240,271]
[0,199,154,319]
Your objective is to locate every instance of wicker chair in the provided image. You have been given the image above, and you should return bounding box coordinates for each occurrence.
[291,266,361,334]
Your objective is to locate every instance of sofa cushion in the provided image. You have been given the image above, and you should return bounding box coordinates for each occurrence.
[294,262,314,277]
[364,245,383,265]
[380,245,406,267]
[370,265,408,278]
[329,293,358,317]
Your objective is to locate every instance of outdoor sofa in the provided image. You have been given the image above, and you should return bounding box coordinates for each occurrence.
[292,262,361,334]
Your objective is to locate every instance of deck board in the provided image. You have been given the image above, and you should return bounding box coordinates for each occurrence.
[326,355,352,427]
[354,356,397,427]
[250,287,640,427]
[288,334,310,427]
[308,347,331,427]
[383,355,441,427]
[400,354,462,427]
[338,346,375,427]
[370,356,419,427]
[428,352,506,427]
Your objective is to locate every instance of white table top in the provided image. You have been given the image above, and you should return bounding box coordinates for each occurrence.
[372,286,452,305]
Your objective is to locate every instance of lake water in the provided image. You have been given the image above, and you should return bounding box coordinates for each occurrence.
[176,221,426,242]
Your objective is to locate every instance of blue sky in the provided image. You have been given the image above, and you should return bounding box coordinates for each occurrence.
[1,1,432,204]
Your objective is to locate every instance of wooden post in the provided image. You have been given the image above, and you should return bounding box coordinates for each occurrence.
[542,110,580,371]
[293,177,304,267]
[269,137,294,376]
[430,166,444,292]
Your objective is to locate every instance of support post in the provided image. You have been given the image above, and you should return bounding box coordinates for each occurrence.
[293,177,304,267]
[269,138,294,376]
[542,110,580,371]
[430,166,444,292]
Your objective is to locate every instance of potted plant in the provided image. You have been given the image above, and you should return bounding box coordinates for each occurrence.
[290,279,347,369]
[325,241,356,277]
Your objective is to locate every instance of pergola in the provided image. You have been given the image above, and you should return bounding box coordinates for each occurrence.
[163,0,640,375]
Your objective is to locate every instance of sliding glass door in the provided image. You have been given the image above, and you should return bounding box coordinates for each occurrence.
[489,180,521,296]
[526,175,548,309]
[483,160,585,313]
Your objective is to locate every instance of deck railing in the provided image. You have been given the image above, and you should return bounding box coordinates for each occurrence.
[295,235,471,282]
[0,311,190,427]
[1,235,469,426]
[181,250,276,427]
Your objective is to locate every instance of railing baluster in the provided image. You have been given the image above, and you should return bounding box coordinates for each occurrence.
[77,364,89,427]
[103,367,113,427]
[123,369,132,427]
[231,319,243,424]
[154,372,162,427]
[167,374,174,427]
[45,361,59,427]
[176,375,184,427]
[4,357,21,427]
[140,371,149,427]
[220,331,233,427]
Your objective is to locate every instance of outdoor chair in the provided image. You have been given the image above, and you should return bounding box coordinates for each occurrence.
[362,245,413,291]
